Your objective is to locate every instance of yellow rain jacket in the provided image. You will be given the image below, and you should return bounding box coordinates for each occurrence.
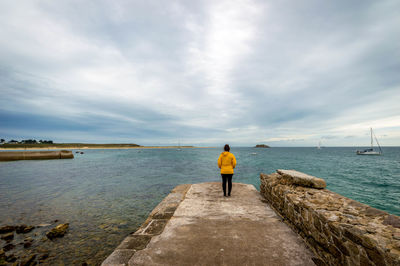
[218,152,237,174]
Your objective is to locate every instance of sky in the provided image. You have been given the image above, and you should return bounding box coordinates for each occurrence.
[0,0,399,147]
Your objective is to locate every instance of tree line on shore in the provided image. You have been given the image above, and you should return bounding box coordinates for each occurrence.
[0,139,53,144]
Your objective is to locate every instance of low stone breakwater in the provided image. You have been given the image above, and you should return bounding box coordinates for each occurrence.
[260,170,400,266]
[0,150,74,161]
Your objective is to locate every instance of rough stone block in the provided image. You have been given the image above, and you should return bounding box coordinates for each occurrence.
[345,253,360,266]
[101,249,135,266]
[365,207,387,217]
[365,246,386,266]
[344,228,364,245]
[276,169,327,189]
[313,217,322,231]
[311,257,325,266]
[328,244,342,258]
[143,219,168,235]
[360,252,374,266]
[117,235,152,250]
[383,215,400,229]
[361,234,379,249]
[171,184,191,194]
[152,211,174,219]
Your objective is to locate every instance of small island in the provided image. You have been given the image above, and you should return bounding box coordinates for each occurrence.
[254,144,270,148]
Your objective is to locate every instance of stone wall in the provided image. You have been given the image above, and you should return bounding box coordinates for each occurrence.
[260,170,400,266]
[0,150,73,161]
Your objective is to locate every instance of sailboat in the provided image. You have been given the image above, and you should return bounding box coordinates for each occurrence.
[177,140,182,151]
[356,128,382,155]
[317,141,322,149]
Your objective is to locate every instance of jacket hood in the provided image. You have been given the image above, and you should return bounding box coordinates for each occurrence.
[221,151,230,156]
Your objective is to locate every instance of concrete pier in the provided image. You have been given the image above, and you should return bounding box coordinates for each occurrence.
[0,150,74,161]
[103,182,315,265]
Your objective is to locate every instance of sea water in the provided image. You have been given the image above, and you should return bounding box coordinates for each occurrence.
[0,147,399,264]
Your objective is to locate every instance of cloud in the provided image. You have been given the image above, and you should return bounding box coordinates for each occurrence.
[0,0,399,146]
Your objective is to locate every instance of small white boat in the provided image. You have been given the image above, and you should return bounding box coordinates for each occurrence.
[177,140,182,151]
[356,128,382,155]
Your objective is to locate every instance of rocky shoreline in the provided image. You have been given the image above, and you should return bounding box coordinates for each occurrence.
[0,222,69,265]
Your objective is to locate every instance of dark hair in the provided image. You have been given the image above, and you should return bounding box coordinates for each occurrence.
[224,144,230,152]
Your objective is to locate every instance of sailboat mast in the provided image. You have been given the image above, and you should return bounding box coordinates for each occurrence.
[370,128,373,148]
[373,130,383,154]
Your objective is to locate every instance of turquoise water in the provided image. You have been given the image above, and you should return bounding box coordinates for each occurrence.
[0,147,399,264]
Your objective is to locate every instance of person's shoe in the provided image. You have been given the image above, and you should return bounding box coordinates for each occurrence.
[228,194,231,197]
[224,194,227,197]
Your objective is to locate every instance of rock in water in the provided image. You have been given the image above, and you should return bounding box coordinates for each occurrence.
[0,232,14,241]
[38,253,49,263]
[16,225,35,234]
[0,249,5,259]
[5,254,16,263]
[3,243,15,252]
[0,226,15,234]
[23,237,34,248]
[20,254,36,266]
[36,223,51,228]
[254,144,270,148]
[46,223,69,239]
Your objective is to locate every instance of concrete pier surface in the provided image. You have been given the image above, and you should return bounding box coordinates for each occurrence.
[104,182,315,265]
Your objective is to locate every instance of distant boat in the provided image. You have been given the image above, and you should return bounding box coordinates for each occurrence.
[356,128,382,155]
[251,152,257,155]
[317,141,321,149]
[177,140,182,151]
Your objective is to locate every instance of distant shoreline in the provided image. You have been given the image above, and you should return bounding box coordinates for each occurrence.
[2,146,400,150]
[0,145,216,150]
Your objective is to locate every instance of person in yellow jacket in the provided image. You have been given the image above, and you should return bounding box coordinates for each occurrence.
[217,144,237,197]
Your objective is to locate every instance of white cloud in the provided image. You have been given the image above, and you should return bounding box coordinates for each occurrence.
[183,0,262,124]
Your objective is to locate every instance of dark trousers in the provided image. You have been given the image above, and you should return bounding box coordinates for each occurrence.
[221,174,233,196]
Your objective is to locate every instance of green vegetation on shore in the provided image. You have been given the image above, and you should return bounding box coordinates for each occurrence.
[0,143,200,149]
